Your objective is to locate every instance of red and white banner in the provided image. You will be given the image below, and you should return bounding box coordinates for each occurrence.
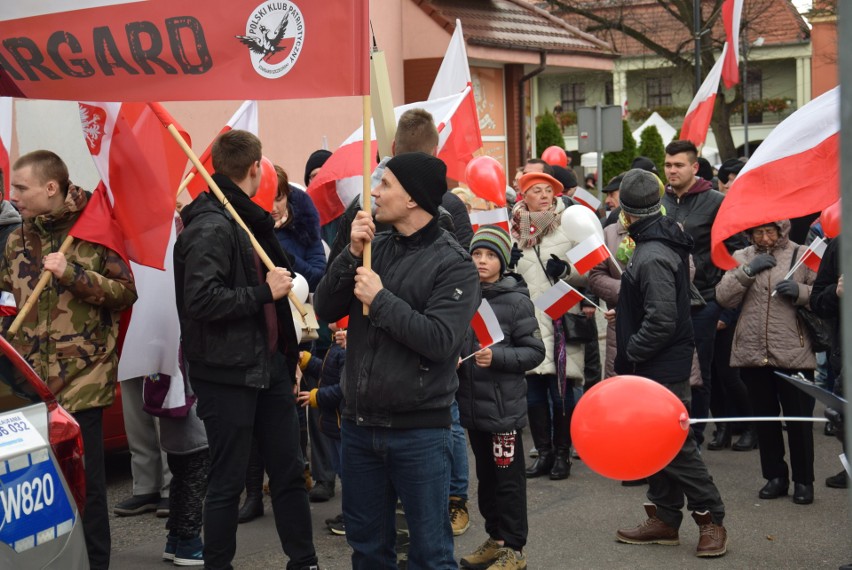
[711,87,839,270]
[680,44,727,147]
[307,21,482,224]
[572,187,601,212]
[0,0,368,101]
[78,101,190,269]
[0,291,16,317]
[0,97,10,197]
[567,234,610,275]
[721,0,744,88]
[470,299,504,348]
[185,101,258,199]
[533,281,583,320]
[469,208,510,233]
[801,238,827,273]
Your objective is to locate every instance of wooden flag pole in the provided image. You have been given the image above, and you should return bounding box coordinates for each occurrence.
[7,235,75,338]
[161,122,308,320]
[362,94,372,316]
[176,172,195,199]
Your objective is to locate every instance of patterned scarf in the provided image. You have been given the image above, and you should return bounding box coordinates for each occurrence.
[511,201,560,249]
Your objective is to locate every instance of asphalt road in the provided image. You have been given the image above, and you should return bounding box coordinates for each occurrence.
[107,407,851,569]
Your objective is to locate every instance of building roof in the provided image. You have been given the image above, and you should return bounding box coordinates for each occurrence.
[546,0,809,58]
[413,0,616,56]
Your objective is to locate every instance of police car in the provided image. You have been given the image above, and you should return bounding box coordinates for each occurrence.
[0,336,89,569]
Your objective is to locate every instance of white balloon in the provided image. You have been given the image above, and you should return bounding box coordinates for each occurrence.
[560,205,604,244]
[291,273,309,303]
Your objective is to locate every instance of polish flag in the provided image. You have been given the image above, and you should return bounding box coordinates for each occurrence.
[0,97,10,197]
[801,238,827,273]
[184,100,258,199]
[0,292,16,317]
[307,21,482,225]
[680,44,727,147]
[471,299,504,348]
[572,187,601,212]
[567,234,610,275]
[470,208,510,233]
[534,281,584,320]
[711,87,839,270]
[721,0,744,88]
[78,101,190,269]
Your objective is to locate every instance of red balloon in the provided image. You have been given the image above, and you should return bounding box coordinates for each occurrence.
[820,199,841,238]
[541,145,568,167]
[571,375,689,480]
[465,156,507,207]
[252,156,277,212]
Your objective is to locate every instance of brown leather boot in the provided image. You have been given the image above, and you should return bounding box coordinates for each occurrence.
[692,510,728,557]
[616,504,679,545]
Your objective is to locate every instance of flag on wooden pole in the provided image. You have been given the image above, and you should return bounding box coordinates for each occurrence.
[567,234,610,275]
[534,281,584,320]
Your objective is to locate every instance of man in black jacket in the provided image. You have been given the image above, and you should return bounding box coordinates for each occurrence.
[610,168,727,558]
[174,130,318,570]
[315,152,480,569]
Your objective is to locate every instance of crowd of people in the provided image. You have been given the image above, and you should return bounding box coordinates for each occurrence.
[0,107,846,570]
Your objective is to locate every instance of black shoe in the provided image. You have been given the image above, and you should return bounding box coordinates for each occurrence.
[156,497,170,518]
[309,480,335,503]
[525,452,554,478]
[825,422,838,436]
[237,493,264,523]
[793,483,814,504]
[759,477,789,500]
[732,427,758,451]
[113,493,160,516]
[325,513,344,526]
[826,470,849,489]
[707,424,732,451]
[549,453,571,480]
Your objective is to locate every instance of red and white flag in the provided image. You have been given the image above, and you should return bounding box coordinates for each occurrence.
[78,101,190,269]
[469,208,510,233]
[572,187,601,212]
[470,299,504,348]
[721,0,744,88]
[185,101,258,199]
[567,234,610,275]
[711,87,839,270]
[307,21,482,225]
[0,97,10,197]
[534,281,584,320]
[680,44,727,147]
[801,238,827,273]
[0,292,16,317]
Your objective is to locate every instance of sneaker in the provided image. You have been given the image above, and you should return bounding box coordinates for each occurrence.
[449,496,470,536]
[328,520,346,536]
[692,511,727,557]
[156,497,170,518]
[616,504,680,546]
[325,513,344,526]
[485,547,526,569]
[309,480,335,503]
[529,447,538,458]
[173,536,204,566]
[113,493,160,516]
[461,537,501,569]
[162,533,178,561]
[826,470,849,489]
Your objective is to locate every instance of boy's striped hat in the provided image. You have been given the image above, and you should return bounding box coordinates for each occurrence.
[470,224,512,273]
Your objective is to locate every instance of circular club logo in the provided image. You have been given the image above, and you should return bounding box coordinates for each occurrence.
[236,1,305,79]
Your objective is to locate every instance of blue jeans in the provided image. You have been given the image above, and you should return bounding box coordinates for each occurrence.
[341,420,455,570]
[449,400,469,500]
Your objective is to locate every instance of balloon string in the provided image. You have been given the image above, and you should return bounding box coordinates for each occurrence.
[689,417,828,424]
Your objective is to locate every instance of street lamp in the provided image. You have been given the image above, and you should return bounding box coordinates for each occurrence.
[742,34,765,158]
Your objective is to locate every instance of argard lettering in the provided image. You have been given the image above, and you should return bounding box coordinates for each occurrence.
[0,17,212,82]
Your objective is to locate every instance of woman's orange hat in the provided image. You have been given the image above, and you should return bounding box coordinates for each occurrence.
[518,172,564,196]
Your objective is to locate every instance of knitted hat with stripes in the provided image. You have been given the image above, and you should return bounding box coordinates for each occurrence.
[470,224,512,274]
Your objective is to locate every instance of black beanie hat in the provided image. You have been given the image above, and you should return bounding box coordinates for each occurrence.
[717,158,745,184]
[551,165,578,192]
[386,152,447,216]
[304,149,332,186]
[696,157,714,182]
[631,156,658,174]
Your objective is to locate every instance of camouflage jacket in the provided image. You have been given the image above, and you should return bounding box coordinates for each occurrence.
[0,188,137,412]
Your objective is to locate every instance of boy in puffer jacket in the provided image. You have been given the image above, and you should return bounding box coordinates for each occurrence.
[457,225,545,570]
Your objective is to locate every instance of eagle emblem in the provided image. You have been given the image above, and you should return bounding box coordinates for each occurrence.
[235,15,289,62]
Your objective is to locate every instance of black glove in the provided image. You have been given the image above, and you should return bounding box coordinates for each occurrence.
[774,279,799,299]
[545,254,569,280]
[508,243,523,270]
[745,253,776,277]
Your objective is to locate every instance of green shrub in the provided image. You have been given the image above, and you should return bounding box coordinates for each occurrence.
[637,125,666,174]
[536,111,565,158]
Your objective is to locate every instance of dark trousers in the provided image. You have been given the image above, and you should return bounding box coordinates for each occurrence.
[167,449,210,539]
[468,429,528,550]
[709,323,752,421]
[690,300,723,445]
[74,407,111,570]
[647,381,725,529]
[740,367,815,484]
[192,370,317,570]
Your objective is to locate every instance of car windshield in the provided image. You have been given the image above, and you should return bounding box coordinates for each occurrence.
[0,354,43,411]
